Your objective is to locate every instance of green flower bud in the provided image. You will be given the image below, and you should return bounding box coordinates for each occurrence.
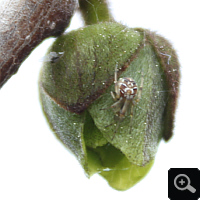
[39,22,180,190]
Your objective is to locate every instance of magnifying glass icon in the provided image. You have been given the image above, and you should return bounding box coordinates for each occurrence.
[174,174,196,193]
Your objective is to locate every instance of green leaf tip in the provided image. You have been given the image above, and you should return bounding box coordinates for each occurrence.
[87,144,154,191]
[39,22,180,190]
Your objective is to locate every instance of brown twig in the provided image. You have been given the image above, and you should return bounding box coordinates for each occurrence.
[0,0,78,88]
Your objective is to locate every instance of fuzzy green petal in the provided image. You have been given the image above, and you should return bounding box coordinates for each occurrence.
[88,44,165,166]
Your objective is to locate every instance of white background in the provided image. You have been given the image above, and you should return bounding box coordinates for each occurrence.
[0,0,200,199]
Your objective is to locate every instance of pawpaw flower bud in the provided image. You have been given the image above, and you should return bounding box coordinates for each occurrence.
[39,22,180,190]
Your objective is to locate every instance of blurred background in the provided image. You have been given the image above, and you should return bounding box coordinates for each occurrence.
[0,0,200,199]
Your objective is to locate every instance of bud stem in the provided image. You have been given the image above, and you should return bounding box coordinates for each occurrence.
[79,0,113,25]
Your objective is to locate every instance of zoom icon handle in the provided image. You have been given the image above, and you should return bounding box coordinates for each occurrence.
[168,168,200,200]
